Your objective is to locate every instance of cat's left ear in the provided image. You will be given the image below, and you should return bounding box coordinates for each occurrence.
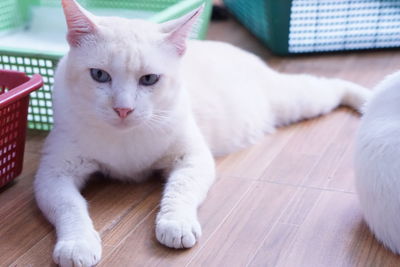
[62,0,97,47]
[160,5,204,56]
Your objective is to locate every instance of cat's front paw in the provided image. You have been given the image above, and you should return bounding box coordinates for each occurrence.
[53,230,102,267]
[156,215,202,249]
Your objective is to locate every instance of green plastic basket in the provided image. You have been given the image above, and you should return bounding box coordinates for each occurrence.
[0,0,212,130]
[224,0,400,55]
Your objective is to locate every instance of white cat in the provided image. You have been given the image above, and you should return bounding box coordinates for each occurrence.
[34,0,371,266]
[355,71,400,255]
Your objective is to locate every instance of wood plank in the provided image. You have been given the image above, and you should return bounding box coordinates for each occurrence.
[0,151,39,222]
[326,118,359,193]
[99,178,254,266]
[0,198,51,266]
[260,109,351,185]
[101,188,161,248]
[278,187,322,226]
[216,125,295,180]
[276,191,400,267]
[24,130,48,154]
[0,151,49,266]
[300,110,359,190]
[186,182,297,267]
[248,223,299,267]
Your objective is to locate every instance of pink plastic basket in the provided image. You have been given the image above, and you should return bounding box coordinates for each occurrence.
[0,70,43,188]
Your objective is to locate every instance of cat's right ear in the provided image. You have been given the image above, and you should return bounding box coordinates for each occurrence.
[62,0,97,47]
[160,5,204,56]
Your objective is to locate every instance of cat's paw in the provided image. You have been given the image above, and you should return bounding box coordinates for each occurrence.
[155,215,202,249]
[53,230,102,267]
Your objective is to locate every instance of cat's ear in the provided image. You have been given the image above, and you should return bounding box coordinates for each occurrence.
[62,0,97,47]
[160,5,204,55]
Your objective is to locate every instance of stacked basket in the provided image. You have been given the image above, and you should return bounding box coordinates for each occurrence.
[224,0,400,55]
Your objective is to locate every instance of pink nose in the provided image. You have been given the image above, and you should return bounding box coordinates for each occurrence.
[113,108,133,119]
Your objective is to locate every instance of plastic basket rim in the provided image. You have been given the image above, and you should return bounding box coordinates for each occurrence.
[0,0,207,58]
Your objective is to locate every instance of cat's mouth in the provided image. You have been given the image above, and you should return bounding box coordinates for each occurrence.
[108,117,136,130]
[106,117,134,130]
[106,112,155,131]
[109,115,148,130]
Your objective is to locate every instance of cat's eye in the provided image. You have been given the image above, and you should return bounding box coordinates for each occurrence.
[90,68,111,83]
[139,74,160,86]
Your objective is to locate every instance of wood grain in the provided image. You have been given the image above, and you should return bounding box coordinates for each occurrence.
[187,182,297,267]
[274,191,400,267]
[248,222,299,267]
[260,110,352,185]
[100,178,254,266]
[216,126,295,180]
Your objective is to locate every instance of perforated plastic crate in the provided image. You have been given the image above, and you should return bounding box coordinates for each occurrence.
[0,69,43,188]
[0,0,212,130]
[224,0,400,55]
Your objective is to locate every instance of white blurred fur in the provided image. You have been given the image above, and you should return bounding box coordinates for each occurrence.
[34,1,371,266]
[355,71,400,255]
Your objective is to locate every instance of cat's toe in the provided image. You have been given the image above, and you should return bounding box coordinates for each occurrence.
[53,231,102,267]
[156,216,201,249]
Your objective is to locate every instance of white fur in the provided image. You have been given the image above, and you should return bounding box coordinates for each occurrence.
[355,71,400,255]
[34,1,371,266]
[184,41,370,156]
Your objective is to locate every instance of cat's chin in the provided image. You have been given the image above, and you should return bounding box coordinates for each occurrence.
[109,119,138,131]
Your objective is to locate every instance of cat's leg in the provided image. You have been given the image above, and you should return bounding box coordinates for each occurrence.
[34,146,101,267]
[155,127,215,249]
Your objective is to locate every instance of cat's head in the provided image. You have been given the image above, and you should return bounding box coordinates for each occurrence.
[60,0,202,130]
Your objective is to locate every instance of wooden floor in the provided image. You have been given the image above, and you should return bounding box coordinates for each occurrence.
[3,11,400,267]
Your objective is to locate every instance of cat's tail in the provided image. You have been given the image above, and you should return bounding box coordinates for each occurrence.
[268,73,371,127]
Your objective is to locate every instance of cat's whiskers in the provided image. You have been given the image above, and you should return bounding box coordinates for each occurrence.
[140,111,174,135]
[146,119,170,134]
[142,120,158,135]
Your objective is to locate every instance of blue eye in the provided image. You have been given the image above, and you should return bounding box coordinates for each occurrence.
[90,68,111,83]
[139,74,160,86]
